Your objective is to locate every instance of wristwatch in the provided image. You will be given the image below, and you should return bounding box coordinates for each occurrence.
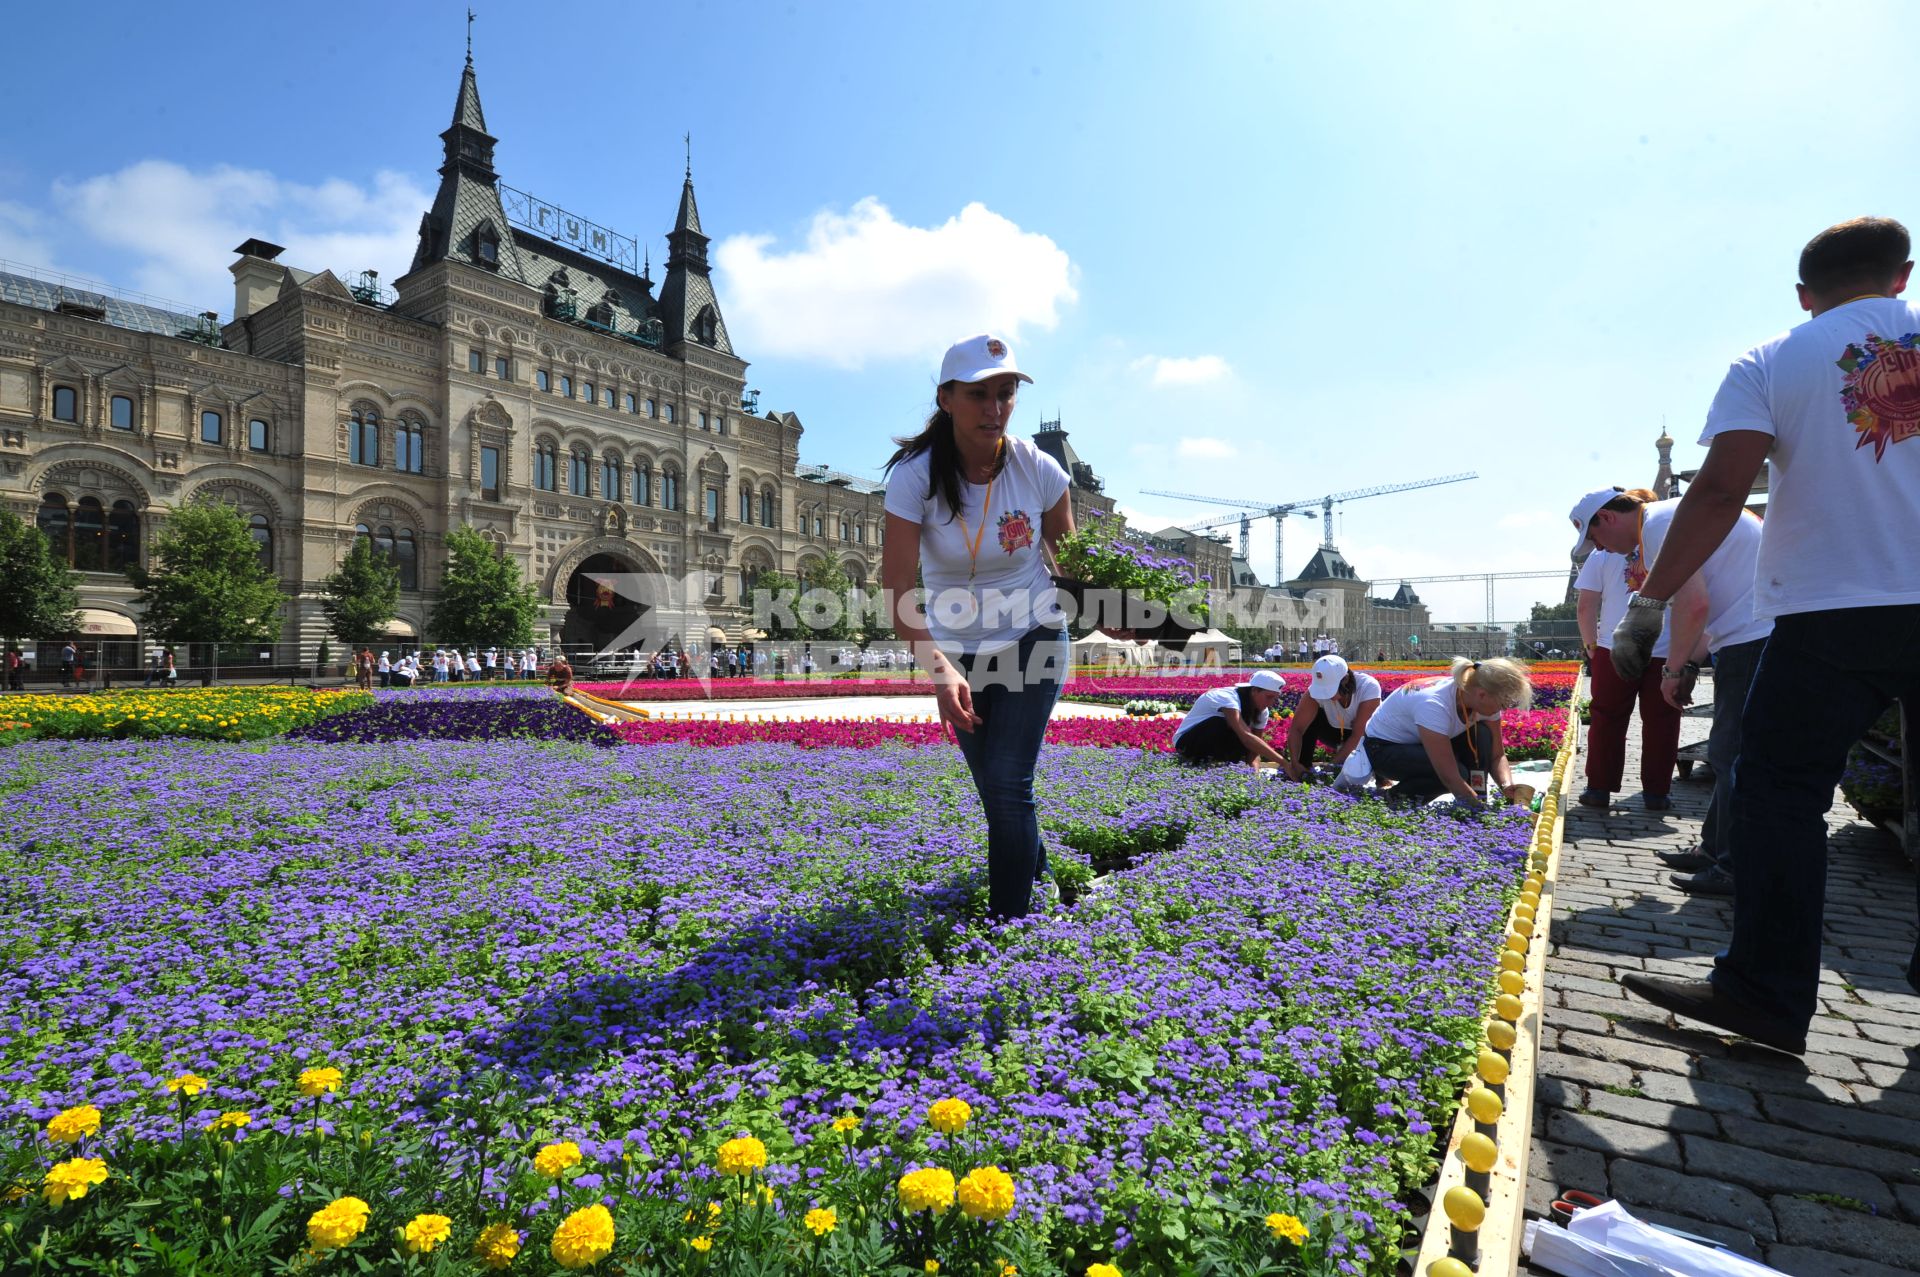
[1627,594,1670,612]
[1660,660,1701,680]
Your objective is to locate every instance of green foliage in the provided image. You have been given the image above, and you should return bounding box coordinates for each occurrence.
[754,563,861,643]
[125,500,285,646]
[0,508,80,645]
[320,537,401,646]
[1514,598,1579,648]
[428,525,540,649]
[1053,517,1209,634]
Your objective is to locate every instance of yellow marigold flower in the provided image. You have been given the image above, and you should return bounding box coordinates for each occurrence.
[2,1183,28,1203]
[683,1201,723,1225]
[1086,1266,1122,1277]
[1000,1265,1018,1277]
[804,1206,837,1236]
[533,1140,583,1178]
[42,1157,107,1206]
[955,1165,1016,1222]
[549,1203,615,1270]
[297,1066,343,1097]
[896,1167,956,1214]
[926,1098,972,1134]
[164,1073,208,1097]
[1265,1212,1308,1245]
[690,1236,713,1252]
[925,1262,940,1274]
[306,1195,371,1250]
[715,1135,768,1177]
[402,1212,453,1255]
[207,1111,252,1133]
[46,1104,102,1144]
[831,1113,860,1134]
[474,1222,522,1269]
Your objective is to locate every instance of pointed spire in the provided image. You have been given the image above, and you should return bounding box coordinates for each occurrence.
[659,168,730,355]
[452,58,487,133]
[408,54,525,283]
[674,175,704,237]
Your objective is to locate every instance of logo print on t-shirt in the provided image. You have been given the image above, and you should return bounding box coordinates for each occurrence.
[996,509,1034,555]
[1838,332,1920,460]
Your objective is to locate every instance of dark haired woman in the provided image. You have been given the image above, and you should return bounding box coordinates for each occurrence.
[881,334,1074,920]
[1282,654,1382,780]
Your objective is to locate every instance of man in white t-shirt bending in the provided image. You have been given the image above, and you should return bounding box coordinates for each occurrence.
[1610,217,1920,1056]
[1574,544,1681,813]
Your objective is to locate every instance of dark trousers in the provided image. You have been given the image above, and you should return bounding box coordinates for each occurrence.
[1366,722,1497,798]
[952,627,1068,920]
[1586,645,1683,796]
[1176,716,1255,765]
[1713,606,1920,1027]
[1289,711,1350,765]
[1700,638,1766,874]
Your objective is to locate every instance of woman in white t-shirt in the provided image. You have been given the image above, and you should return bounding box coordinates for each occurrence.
[1172,671,1289,766]
[881,334,1074,920]
[1283,655,1382,780]
[1344,657,1533,808]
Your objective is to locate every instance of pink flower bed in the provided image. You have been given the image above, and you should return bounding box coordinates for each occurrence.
[610,716,1185,750]
[576,678,930,702]
[610,707,1571,758]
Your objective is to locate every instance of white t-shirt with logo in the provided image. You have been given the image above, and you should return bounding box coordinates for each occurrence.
[1639,499,1771,653]
[884,434,1070,653]
[1702,295,1920,619]
[1364,676,1501,745]
[1315,670,1383,730]
[1575,549,1671,660]
[1173,685,1270,745]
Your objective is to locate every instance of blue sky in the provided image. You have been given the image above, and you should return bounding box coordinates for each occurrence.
[6,2,1910,624]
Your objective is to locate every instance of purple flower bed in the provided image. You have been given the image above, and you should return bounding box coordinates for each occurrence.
[285,692,618,746]
[0,740,1525,1270]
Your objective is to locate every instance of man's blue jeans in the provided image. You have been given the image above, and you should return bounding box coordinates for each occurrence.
[1699,638,1767,876]
[1713,605,1920,1026]
[952,627,1068,920]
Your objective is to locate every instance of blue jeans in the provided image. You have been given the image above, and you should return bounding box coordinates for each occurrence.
[952,627,1068,920]
[1699,638,1766,875]
[1712,605,1920,1026]
[1366,722,1496,798]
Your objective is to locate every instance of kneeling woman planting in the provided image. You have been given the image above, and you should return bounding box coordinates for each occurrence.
[1341,657,1534,809]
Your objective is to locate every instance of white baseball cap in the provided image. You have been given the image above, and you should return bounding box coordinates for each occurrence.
[1308,655,1350,700]
[939,333,1033,386]
[1249,670,1285,693]
[1568,487,1622,556]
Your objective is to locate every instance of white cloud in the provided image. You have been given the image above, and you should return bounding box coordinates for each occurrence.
[0,199,59,272]
[1130,354,1231,386]
[1176,436,1237,461]
[51,161,431,311]
[713,197,1077,370]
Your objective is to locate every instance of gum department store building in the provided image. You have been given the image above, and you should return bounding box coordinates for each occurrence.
[0,55,1432,673]
[0,57,916,671]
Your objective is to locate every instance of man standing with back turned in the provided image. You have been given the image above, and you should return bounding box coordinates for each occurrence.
[1611,218,1920,1054]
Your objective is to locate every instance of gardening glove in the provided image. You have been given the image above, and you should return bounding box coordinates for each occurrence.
[1610,595,1668,681]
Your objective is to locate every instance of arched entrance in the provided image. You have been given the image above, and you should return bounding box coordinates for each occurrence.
[562,552,655,655]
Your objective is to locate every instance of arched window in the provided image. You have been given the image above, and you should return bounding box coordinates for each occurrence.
[395,529,417,590]
[537,369,552,392]
[38,493,71,562]
[558,375,572,399]
[72,497,105,571]
[52,386,78,422]
[662,469,680,511]
[395,418,425,473]
[108,500,139,571]
[569,450,589,497]
[760,489,775,527]
[814,515,823,537]
[739,484,752,523]
[110,395,134,430]
[663,403,676,424]
[644,397,656,418]
[534,443,557,491]
[839,519,849,542]
[355,522,372,545]
[200,410,223,444]
[624,393,636,413]
[249,418,269,452]
[249,514,272,571]
[375,525,395,561]
[601,454,621,498]
[854,522,865,544]
[349,408,379,465]
[633,462,651,506]
[583,381,595,404]
[604,388,615,409]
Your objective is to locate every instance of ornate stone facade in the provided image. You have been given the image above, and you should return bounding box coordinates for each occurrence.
[0,58,892,661]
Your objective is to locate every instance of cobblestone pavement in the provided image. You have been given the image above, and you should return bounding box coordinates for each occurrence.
[1522,699,1920,1277]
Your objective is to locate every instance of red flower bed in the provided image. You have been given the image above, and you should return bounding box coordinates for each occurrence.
[576,678,931,702]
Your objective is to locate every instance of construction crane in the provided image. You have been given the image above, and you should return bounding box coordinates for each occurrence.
[1141,473,1478,583]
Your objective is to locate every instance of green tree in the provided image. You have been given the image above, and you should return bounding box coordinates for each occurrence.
[1514,598,1581,654]
[750,569,806,642]
[428,524,540,649]
[126,500,286,672]
[0,509,80,650]
[320,537,401,646]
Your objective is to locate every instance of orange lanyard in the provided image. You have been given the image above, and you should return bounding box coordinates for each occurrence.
[961,438,1004,583]
[1624,504,1648,591]
[1457,690,1482,767]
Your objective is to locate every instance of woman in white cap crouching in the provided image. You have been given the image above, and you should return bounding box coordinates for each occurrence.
[1282,654,1381,781]
[1172,670,1290,766]
[1340,657,1532,809]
